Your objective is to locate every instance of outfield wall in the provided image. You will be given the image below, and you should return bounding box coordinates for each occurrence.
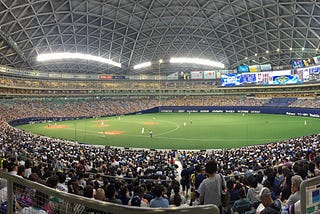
[9,106,320,126]
[154,106,320,118]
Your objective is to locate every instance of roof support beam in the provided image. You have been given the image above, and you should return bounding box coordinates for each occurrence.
[0,28,27,63]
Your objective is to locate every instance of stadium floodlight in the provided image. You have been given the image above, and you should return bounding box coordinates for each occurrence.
[37,52,121,68]
[170,57,224,68]
[133,61,152,69]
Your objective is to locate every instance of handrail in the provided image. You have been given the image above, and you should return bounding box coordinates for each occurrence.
[0,171,219,214]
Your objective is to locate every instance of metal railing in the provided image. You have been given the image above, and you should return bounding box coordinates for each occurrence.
[0,171,219,214]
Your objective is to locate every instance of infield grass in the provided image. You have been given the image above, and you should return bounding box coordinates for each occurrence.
[16,113,320,150]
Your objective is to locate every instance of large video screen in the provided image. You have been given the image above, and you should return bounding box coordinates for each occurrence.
[269,75,298,85]
[221,65,320,87]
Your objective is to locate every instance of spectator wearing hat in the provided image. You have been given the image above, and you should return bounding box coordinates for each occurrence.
[256,187,282,214]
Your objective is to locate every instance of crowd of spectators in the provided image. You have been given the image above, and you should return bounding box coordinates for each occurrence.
[1,76,320,93]
[0,76,216,90]
[0,114,319,213]
[0,96,319,122]
[0,97,319,213]
[289,98,320,108]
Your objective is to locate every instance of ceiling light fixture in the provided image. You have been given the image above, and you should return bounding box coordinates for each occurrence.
[133,61,152,70]
[170,57,224,68]
[37,52,121,68]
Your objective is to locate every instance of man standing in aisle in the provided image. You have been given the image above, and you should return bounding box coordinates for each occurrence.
[198,160,226,212]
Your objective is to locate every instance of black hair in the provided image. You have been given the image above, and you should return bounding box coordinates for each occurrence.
[153,184,164,197]
[205,160,217,174]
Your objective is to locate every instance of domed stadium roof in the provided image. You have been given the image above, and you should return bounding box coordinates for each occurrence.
[0,0,319,75]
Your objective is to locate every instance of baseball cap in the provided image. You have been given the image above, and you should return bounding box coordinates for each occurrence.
[259,187,271,200]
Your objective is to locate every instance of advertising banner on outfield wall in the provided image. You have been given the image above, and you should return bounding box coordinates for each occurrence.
[157,106,320,118]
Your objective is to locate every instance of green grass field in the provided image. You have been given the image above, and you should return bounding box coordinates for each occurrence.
[16,113,320,150]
